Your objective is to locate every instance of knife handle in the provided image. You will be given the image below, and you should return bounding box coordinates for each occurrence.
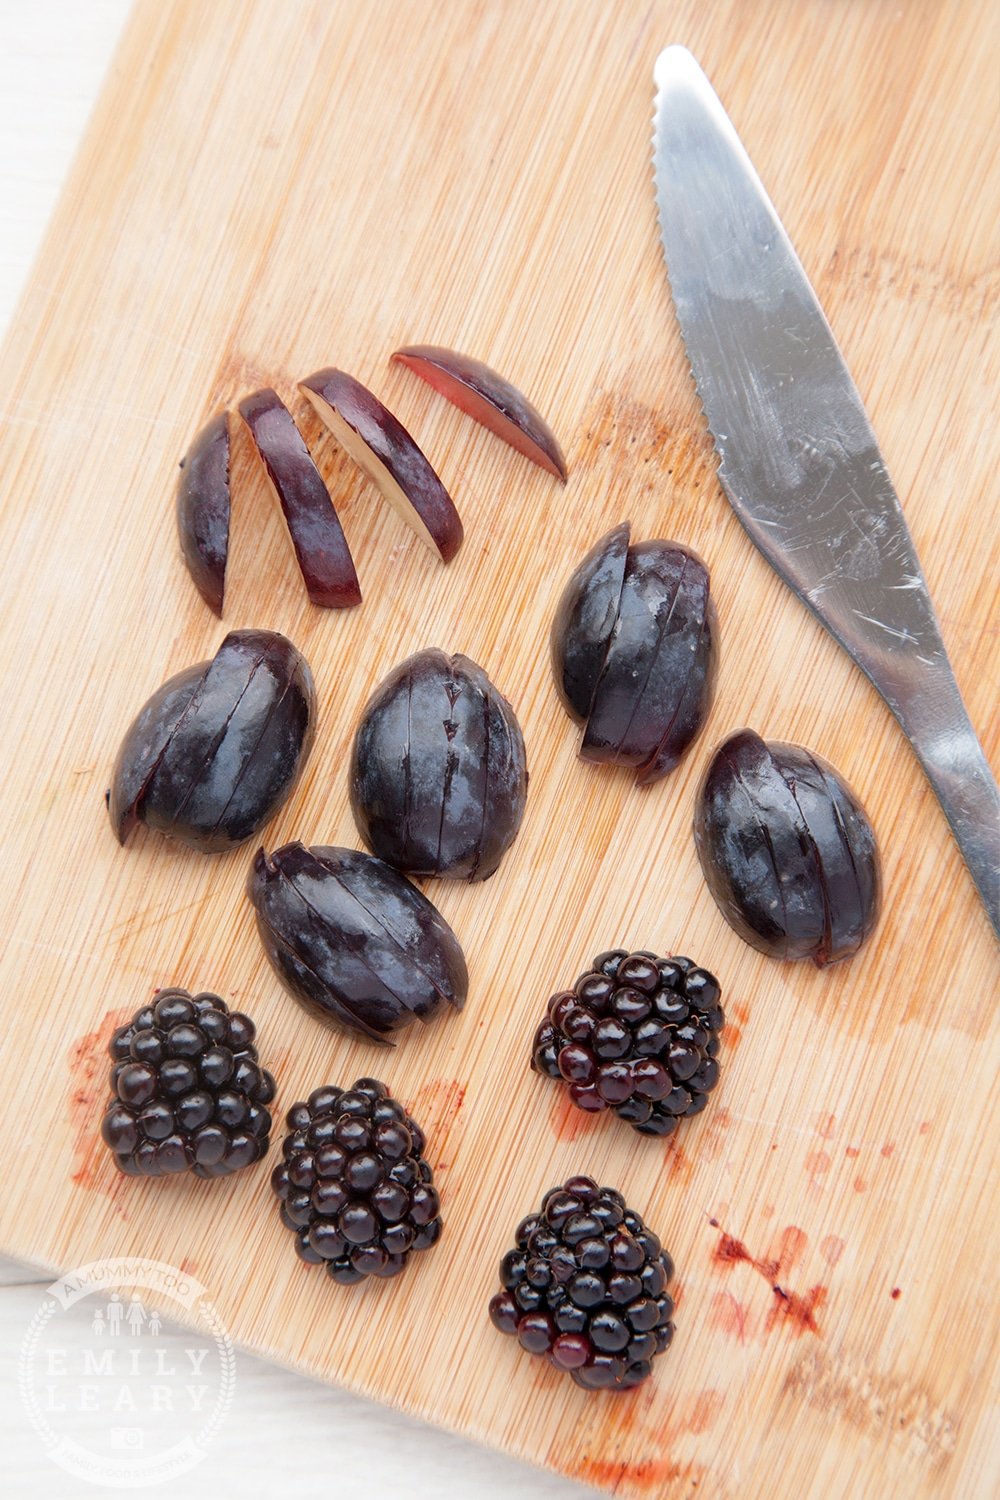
[890,660,1000,939]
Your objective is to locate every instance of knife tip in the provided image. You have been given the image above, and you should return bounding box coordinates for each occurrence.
[654,44,697,91]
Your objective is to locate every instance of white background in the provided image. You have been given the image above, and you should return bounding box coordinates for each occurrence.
[0,5,595,1496]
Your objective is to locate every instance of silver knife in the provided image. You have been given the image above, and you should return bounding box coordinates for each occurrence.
[652,45,1000,937]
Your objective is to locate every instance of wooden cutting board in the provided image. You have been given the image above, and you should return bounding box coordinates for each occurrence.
[0,1,996,1494]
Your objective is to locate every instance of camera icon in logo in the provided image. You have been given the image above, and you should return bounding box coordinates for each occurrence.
[109,1427,145,1451]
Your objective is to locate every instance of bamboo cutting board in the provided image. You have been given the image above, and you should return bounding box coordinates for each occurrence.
[0,1,997,1495]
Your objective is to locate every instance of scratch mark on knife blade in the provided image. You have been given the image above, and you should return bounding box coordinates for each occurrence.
[851,612,916,643]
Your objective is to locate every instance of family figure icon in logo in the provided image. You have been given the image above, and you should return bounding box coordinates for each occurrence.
[107,1292,123,1336]
[89,1292,163,1337]
[127,1294,146,1335]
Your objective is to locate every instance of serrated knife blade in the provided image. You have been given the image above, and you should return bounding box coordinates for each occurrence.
[652,45,999,937]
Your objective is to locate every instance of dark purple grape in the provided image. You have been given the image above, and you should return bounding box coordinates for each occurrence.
[391,346,567,481]
[248,842,468,1043]
[694,729,881,965]
[551,528,717,784]
[238,388,360,610]
[109,630,315,853]
[550,523,630,722]
[350,649,527,880]
[176,411,230,617]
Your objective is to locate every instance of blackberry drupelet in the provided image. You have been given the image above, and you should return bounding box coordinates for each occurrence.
[101,989,275,1177]
[489,1176,675,1390]
[531,950,723,1137]
[271,1079,442,1284]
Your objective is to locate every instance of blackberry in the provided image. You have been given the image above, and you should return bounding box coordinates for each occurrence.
[531,950,723,1137]
[489,1176,675,1390]
[101,989,275,1177]
[271,1079,441,1284]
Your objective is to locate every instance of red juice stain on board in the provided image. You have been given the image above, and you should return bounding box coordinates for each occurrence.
[820,1235,845,1267]
[816,1113,837,1139]
[731,999,751,1026]
[805,1151,831,1180]
[881,1142,896,1158]
[845,1145,860,1158]
[685,1389,725,1434]
[767,1283,827,1335]
[411,1078,467,1147]
[548,1089,601,1143]
[709,1289,752,1342]
[68,1009,132,1208]
[660,1138,693,1183]
[699,1133,723,1165]
[70,1105,108,1193]
[574,1456,695,1491]
[715,1233,776,1279]
[919,1121,931,1135]
[602,1384,648,1434]
[715,1232,751,1266]
[854,1177,867,1193]
[774,1225,808,1271]
[724,1023,743,1052]
[712,1224,825,1336]
[700,1106,732,1163]
[891,1287,902,1299]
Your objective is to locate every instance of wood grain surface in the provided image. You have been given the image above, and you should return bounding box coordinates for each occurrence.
[0,2,997,1496]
